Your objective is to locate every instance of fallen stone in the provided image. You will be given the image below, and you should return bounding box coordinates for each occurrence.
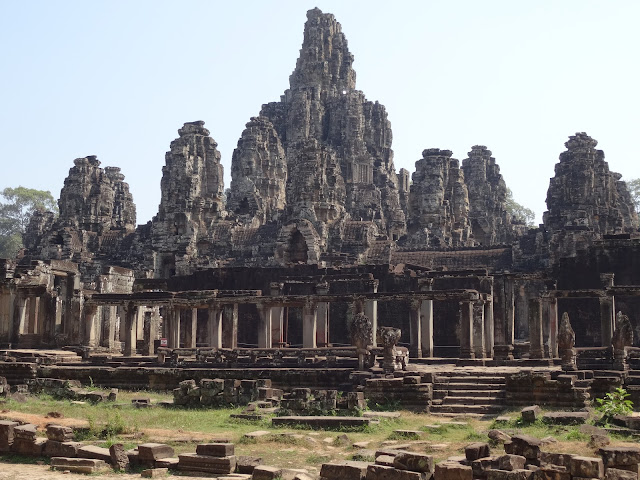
[154,457,178,468]
[599,447,640,468]
[522,406,541,423]
[588,434,610,449]
[109,443,129,471]
[196,442,235,457]
[499,455,527,471]
[540,453,575,468]
[252,465,284,480]
[237,455,262,474]
[473,456,499,477]
[141,468,168,478]
[375,454,396,467]
[77,445,112,462]
[487,469,533,480]
[320,461,369,480]
[177,453,236,474]
[570,456,604,479]
[605,468,638,480]
[489,430,511,443]
[50,457,109,474]
[353,441,371,449]
[394,430,423,439]
[505,435,542,462]
[542,412,589,425]
[393,452,435,473]
[366,464,423,480]
[43,440,82,458]
[435,462,473,480]
[465,442,491,462]
[531,465,570,480]
[138,443,175,461]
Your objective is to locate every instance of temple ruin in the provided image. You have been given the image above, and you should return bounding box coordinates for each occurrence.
[1,8,640,414]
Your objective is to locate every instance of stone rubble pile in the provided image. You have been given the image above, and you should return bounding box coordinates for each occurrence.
[173,378,281,407]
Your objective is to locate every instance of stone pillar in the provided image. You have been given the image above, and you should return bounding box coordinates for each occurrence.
[473,300,486,359]
[364,280,379,348]
[136,307,145,340]
[599,296,615,347]
[504,276,515,345]
[302,301,317,348]
[316,301,330,347]
[316,282,330,347]
[543,297,559,358]
[28,296,39,334]
[222,303,238,349]
[258,304,273,348]
[107,305,117,349]
[143,310,157,356]
[207,306,222,348]
[167,306,181,349]
[483,297,494,358]
[15,294,28,337]
[420,298,434,358]
[84,304,99,348]
[184,307,197,349]
[528,297,544,359]
[269,283,284,346]
[409,299,421,358]
[459,300,475,359]
[123,303,137,356]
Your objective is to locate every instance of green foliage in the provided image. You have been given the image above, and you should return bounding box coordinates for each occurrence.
[596,387,633,421]
[505,188,536,227]
[0,186,57,258]
[626,178,640,213]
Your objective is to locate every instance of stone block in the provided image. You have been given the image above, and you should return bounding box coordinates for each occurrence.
[499,455,527,471]
[472,457,499,478]
[465,442,490,462]
[177,453,236,474]
[606,468,638,480]
[13,437,46,456]
[532,466,570,480]
[599,447,640,468]
[394,452,435,473]
[505,435,542,462]
[366,464,424,480]
[77,444,112,462]
[196,442,234,457]
[237,455,262,474]
[44,440,82,458]
[0,420,18,451]
[521,406,541,423]
[320,461,369,480]
[253,465,284,480]
[109,443,130,471]
[540,453,575,468]
[50,457,109,474]
[487,469,533,480]
[434,462,473,480]
[155,457,178,468]
[375,455,396,467]
[141,468,169,478]
[570,457,604,479]
[489,430,512,443]
[542,412,589,425]
[46,424,74,442]
[138,443,175,461]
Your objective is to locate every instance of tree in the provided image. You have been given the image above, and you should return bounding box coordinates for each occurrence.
[0,186,57,259]
[626,178,640,212]
[505,188,536,227]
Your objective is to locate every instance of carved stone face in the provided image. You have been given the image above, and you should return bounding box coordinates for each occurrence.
[377,326,401,348]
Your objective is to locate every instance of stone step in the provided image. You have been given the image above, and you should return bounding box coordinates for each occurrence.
[441,395,506,406]
[433,381,506,390]
[434,376,507,384]
[433,389,505,399]
[430,404,505,415]
[433,371,509,378]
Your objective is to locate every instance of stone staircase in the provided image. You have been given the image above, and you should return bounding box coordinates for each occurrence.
[430,371,508,417]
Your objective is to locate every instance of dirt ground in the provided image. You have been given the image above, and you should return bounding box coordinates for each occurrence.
[0,462,141,480]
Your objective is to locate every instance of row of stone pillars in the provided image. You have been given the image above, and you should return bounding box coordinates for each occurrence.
[527,295,616,359]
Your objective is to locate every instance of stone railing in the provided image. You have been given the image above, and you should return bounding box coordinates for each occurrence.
[156,346,388,368]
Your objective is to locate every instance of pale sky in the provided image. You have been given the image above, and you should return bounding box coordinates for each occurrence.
[1,1,639,225]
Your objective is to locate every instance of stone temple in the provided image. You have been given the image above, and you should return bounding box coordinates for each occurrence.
[1,8,640,413]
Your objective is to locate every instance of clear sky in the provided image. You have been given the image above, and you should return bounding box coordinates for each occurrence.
[1,1,638,225]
